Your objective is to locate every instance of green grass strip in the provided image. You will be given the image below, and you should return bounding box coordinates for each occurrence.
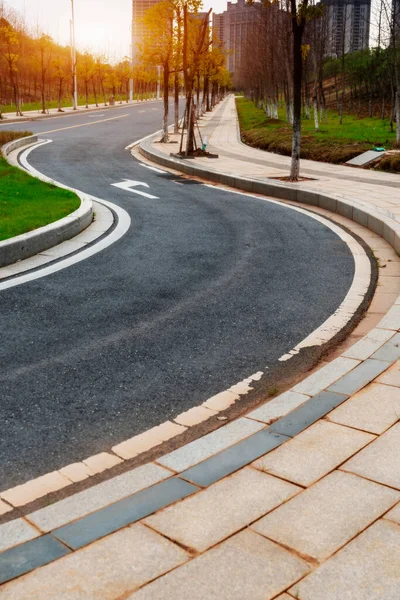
[0,132,80,242]
[236,97,397,167]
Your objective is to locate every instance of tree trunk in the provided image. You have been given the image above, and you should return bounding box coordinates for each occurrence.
[58,77,63,111]
[289,21,304,181]
[92,79,98,106]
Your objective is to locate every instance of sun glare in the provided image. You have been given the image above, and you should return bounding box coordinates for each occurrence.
[75,21,112,53]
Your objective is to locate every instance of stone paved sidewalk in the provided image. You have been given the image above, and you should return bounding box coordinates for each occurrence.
[0,96,400,599]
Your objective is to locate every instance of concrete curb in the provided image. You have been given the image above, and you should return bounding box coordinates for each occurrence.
[139,138,400,257]
[0,136,93,268]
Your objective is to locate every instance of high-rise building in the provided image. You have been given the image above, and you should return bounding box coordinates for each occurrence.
[131,0,161,62]
[323,0,371,55]
[212,0,261,84]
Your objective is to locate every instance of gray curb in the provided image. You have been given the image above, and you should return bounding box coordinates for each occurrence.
[139,137,400,256]
[0,136,93,268]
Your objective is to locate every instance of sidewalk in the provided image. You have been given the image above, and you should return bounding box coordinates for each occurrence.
[0,97,399,599]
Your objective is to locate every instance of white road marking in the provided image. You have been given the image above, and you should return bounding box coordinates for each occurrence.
[139,163,167,174]
[0,140,131,291]
[111,179,159,199]
[36,113,130,135]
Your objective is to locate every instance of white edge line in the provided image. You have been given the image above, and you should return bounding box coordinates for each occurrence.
[139,163,167,174]
[0,170,374,512]
[0,140,131,292]
[202,183,370,360]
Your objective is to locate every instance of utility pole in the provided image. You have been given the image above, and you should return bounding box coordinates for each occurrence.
[71,0,78,110]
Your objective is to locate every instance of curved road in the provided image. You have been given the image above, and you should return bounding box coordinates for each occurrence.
[0,101,355,489]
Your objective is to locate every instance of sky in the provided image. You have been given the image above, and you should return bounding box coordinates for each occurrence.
[6,0,228,61]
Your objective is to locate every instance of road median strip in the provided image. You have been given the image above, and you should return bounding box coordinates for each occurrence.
[0,135,93,267]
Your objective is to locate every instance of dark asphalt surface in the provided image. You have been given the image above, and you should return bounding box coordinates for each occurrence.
[0,100,355,489]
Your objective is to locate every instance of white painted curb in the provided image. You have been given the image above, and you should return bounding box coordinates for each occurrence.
[0,135,93,268]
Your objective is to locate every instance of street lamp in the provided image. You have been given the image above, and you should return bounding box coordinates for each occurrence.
[70,0,78,110]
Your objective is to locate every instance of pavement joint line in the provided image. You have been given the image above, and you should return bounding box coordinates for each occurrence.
[0,125,393,518]
[1,98,400,590]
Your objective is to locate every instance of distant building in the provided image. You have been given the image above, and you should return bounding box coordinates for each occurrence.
[212,0,261,85]
[323,0,371,55]
[131,0,161,62]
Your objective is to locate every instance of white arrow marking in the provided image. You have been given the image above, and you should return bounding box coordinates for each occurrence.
[111,179,159,199]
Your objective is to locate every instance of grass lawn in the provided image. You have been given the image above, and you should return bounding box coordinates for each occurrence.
[0,131,81,241]
[236,97,398,167]
[0,92,157,114]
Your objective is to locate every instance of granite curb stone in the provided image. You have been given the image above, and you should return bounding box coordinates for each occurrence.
[0,136,93,267]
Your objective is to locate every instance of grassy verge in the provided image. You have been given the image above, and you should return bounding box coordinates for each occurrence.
[0,93,157,114]
[236,97,397,167]
[0,131,81,242]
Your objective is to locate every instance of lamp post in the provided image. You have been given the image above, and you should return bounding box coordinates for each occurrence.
[70,0,78,110]
[129,42,133,102]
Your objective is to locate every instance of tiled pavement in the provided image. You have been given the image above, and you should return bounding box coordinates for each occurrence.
[1,98,400,598]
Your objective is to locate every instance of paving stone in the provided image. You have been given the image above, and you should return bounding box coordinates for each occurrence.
[53,477,198,550]
[252,421,374,486]
[144,467,300,552]
[0,501,12,516]
[59,462,94,483]
[0,519,39,553]
[328,382,400,434]
[342,328,395,360]
[0,524,188,600]
[112,430,163,459]
[385,501,400,525]
[82,452,122,474]
[291,519,400,600]
[368,292,400,314]
[0,472,72,507]
[378,304,400,331]
[371,332,400,362]
[28,462,171,532]
[151,421,187,441]
[174,406,217,426]
[342,422,400,489]
[180,430,289,487]
[378,275,400,293]
[158,418,265,472]
[292,357,360,396]
[128,529,310,600]
[269,391,349,438]
[246,391,310,424]
[0,535,70,585]
[376,358,400,387]
[251,470,399,562]
[202,390,239,411]
[327,359,390,396]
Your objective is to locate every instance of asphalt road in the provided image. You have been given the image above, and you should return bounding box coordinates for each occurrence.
[0,100,355,489]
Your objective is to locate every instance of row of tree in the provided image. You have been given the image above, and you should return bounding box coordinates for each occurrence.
[0,4,163,116]
[138,0,231,149]
[0,0,230,152]
[239,0,400,178]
